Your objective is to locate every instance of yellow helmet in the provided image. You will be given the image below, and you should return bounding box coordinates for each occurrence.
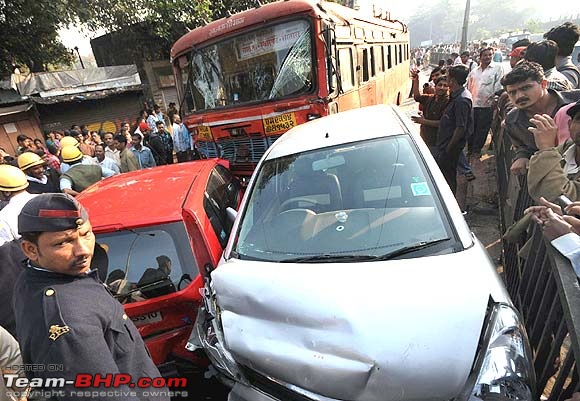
[0,164,29,192]
[59,136,79,148]
[18,152,45,171]
[61,146,83,163]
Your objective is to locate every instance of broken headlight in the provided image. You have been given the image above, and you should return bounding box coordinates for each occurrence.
[458,303,535,401]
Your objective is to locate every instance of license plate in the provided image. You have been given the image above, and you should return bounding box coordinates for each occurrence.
[196,125,212,140]
[262,112,297,135]
[131,311,162,326]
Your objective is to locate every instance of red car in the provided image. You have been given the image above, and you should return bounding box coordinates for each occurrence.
[77,159,241,376]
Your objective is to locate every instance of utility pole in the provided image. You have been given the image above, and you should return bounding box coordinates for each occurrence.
[460,0,470,52]
[74,46,85,69]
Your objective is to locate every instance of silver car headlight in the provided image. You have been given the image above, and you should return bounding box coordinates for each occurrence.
[458,303,535,401]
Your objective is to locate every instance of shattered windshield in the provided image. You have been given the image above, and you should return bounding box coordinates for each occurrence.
[96,222,198,303]
[179,19,314,111]
[233,136,453,262]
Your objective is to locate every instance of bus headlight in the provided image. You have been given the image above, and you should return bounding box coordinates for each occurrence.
[458,303,535,401]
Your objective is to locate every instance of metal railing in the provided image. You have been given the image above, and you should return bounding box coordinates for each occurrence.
[496,114,580,399]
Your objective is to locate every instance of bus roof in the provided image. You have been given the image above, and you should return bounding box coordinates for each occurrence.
[170,0,407,61]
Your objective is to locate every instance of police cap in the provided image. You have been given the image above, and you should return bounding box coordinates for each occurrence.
[18,193,89,234]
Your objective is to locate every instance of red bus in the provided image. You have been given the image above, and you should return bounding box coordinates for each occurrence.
[170,0,411,176]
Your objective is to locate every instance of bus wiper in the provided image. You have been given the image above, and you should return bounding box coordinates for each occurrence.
[279,254,379,263]
[374,238,451,260]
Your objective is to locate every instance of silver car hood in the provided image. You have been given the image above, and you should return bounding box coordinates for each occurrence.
[212,243,509,401]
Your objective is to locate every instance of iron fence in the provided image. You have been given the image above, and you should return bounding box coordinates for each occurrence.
[496,115,580,399]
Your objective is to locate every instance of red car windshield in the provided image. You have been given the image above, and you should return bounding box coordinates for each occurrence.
[96,222,198,303]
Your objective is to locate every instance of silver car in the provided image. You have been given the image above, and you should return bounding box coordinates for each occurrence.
[189,105,535,401]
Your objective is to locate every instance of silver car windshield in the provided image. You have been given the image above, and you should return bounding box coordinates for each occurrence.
[233,136,453,262]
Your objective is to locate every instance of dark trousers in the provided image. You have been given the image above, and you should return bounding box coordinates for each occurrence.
[176,151,189,163]
[437,146,462,194]
[468,107,493,155]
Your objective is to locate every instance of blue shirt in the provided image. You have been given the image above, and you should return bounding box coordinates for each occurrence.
[436,86,473,151]
[130,146,157,168]
[172,123,191,153]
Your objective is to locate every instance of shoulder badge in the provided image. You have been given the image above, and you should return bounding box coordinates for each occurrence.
[48,325,70,341]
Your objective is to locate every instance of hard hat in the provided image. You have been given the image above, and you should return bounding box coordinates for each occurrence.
[18,152,45,171]
[59,136,79,148]
[0,164,29,192]
[61,146,83,163]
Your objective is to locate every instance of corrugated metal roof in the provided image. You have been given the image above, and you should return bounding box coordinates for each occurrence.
[0,103,33,117]
[31,85,143,104]
[14,65,142,98]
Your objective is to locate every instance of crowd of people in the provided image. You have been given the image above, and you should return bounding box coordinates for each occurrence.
[412,23,580,397]
[1,102,200,191]
[409,22,580,216]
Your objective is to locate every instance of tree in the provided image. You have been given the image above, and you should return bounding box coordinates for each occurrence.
[0,0,74,74]
[0,0,272,75]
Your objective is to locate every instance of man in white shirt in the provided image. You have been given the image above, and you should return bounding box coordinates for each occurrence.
[103,132,121,165]
[172,114,191,163]
[467,47,505,157]
[93,144,120,174]
[0,165,37,246]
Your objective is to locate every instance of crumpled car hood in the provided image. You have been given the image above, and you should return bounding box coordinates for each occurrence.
[211,244,509,401]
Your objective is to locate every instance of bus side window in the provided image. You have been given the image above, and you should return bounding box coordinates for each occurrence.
[338,47,354,91]
[373,46,385,73]
[357,48,369,83]
[370,46,376,77]
[399,44,403,64]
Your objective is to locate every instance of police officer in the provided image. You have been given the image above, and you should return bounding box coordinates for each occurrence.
[17,151,60,194]
[13,193,169,401]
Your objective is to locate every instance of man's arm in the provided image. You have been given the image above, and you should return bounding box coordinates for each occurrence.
[36,324,139,401]
[527,114,580,200]
[411,73,422,102]
[126,153,140,172]
[411,116,441,128]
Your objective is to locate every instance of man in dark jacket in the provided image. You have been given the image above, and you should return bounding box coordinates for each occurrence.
[501,61,580,175]
[13,193,169,401]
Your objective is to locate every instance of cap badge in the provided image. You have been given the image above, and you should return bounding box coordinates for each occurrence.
[48,325,70,341]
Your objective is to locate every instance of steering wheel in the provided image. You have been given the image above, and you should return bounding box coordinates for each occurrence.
[279,197,318,211]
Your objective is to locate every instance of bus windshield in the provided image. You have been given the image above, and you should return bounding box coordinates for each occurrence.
[179,19,314,112]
